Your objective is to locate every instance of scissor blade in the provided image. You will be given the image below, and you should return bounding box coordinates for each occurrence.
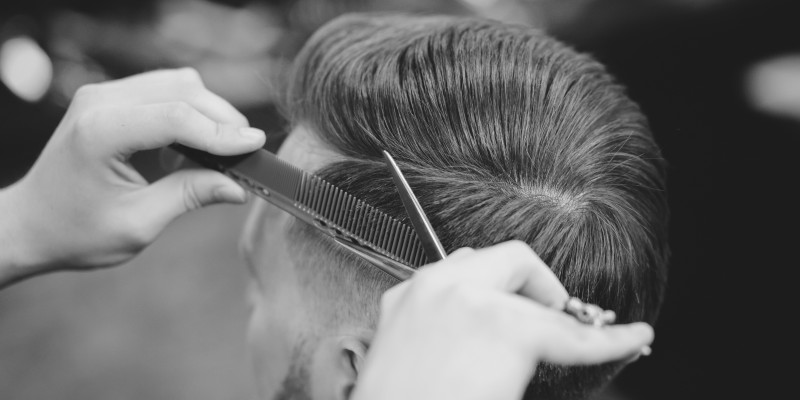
[382,150,447,262]
[334,238,415,281]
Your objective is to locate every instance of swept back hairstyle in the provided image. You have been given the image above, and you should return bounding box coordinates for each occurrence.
[283,13,669,400]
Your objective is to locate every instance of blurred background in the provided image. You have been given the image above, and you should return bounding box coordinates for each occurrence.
[1,0,798,399]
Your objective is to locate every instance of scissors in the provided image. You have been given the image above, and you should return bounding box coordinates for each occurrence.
[352,151,617,328]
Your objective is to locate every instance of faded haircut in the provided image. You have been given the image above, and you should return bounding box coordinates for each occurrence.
[282,13,669,400]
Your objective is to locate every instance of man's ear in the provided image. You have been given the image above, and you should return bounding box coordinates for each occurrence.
[334,336,369,400]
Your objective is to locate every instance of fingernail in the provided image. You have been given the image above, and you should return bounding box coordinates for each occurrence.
[239,127,265,142]
[215,185,247,204]
[624,345,651,365]
[633,322,655,337]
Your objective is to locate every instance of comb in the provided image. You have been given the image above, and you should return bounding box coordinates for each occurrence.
[165,145,430,268]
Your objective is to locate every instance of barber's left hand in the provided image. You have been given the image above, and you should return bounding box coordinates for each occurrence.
[1,68,264,283]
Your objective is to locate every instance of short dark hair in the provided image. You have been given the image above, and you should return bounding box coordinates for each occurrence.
[284,13,669,400]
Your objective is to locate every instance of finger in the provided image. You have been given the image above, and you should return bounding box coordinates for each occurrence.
[447,247,475,259]
[188,88,250,127]
[107,68,200,87]
[130,169,247,232]
[438,240,569,308]
[538,322,654,365]
[125,80,251,127]
[380,279,412,315]
[87,103,265,156]
[88,68,249,126]
[498,294,654,365]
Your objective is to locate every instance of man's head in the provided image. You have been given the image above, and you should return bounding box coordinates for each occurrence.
[240,13,669,400]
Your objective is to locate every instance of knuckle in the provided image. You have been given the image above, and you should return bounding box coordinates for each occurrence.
[235,112,250,127]
[181,177,204,211]
[212,122,228,147]
[204,122,236,153]
[226,110,249,128]
[116,216,152,250]
[74,109,100,137]
[450,284,487,311]
[163,101,195,126]
[176,67,204,87]
[502,240,535,258]
[73,83,100,102]
[411,269,477,307]
[506,239,531,252]
[412,268,450,293]
[449,247,474,258]
[440,284,496,325]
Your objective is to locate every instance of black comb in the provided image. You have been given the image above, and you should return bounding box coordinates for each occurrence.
[165,145,429,268]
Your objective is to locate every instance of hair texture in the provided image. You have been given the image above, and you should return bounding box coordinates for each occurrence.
[283,13,669,400]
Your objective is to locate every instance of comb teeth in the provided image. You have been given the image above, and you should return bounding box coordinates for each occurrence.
[296,173,428,268]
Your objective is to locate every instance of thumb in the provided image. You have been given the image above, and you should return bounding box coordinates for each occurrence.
[135,169,247,231]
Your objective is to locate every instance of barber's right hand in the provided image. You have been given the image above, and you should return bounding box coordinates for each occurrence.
[0,68,264,287]
[352,241,653,400]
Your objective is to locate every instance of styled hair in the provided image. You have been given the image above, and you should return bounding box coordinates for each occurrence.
[284,13,669,400]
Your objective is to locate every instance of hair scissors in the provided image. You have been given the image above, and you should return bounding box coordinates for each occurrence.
[346,151,618,329]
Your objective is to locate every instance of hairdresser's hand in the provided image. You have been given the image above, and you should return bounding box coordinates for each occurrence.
[0,68,264,287]
[353,241,653,400]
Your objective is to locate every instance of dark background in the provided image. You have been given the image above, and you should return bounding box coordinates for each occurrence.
[2,1,797,399]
